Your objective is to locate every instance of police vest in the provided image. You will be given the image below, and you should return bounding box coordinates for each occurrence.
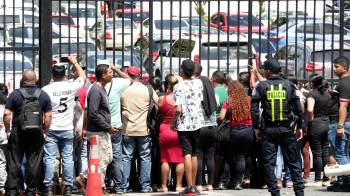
[260,80,291,122]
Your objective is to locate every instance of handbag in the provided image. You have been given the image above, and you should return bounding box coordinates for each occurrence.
[217,120,230,143]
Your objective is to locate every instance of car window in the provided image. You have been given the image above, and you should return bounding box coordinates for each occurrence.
[154,40,172,52]
[0,15,21,24]
[52,16,75,26]
[0,60,32,71]
[200,42,249,60]
[52,42,95,55]
[312,50,350,62]
[86,53,140,70]
[323,24,340,34]
[154,20,189,30]
[211,15,221,24]
[228,15,260,26]
[9,27,28,38]
[106,20,132,29]
[118,12,149,22]
[69,8,96,18]
[297,23,321,34]
[143,19,149,27]
[252,39,276,54]
[24,15,39,24]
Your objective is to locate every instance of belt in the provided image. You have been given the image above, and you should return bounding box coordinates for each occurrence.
[265,120,290,128]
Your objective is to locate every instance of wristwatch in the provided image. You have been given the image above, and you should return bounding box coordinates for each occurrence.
[337,124,344,129]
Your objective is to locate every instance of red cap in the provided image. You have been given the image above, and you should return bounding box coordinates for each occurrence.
[127,66,141,77]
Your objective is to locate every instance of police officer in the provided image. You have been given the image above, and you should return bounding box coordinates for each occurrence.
[251,59,304,196]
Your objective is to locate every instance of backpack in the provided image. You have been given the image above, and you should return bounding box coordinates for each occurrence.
[18,88,43,132]
[146,85,158,135]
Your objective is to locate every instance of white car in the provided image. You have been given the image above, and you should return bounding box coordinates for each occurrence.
[89,18,139,50]
[57,3,103,30]
[141,17,190,37]
[0,52,34,92]
[154,34,255,80]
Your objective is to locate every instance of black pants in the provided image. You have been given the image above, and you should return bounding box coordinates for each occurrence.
[5,131,44,195]
[196,126,216,185]
[229,126,253,185]
[262,127,304,196]
[308,117,329,181]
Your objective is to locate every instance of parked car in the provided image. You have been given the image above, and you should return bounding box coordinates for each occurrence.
[57,3,103,29]
[82,50,141,81]
[154,34,255,80]
[251,34,276,65]
[141,17,190,36]
[181,16,207,27]
[0,25,10,47]
[89,18,139,50]
[5,2,39,14]
[270,20,350,49]
[52,13,78,28]
[274,40,350,79]
[116,8,149,26]
[0,52,34,92]
[209,12,268,33]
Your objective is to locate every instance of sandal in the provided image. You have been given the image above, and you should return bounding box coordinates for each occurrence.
[206,185,213,191]
[157,187,168,192]
[176,186,184,192]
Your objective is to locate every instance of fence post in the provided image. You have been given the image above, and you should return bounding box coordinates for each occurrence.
[339,0,345,55]
[39,0,52,87]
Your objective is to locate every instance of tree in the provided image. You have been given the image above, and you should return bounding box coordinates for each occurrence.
[194,0,208,16]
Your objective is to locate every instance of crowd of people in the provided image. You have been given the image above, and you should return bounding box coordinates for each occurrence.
[0,55,349,196]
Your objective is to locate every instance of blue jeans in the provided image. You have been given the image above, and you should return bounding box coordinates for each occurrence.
[79,139,88,177]
[105,132,123,191]
[122,135,151,191]
[328,122,350,184]
[275,146,283,179]
[43,130,74,187]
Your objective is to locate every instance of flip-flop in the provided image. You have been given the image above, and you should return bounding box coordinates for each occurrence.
[176,187,185,192]
[157,187,168,192]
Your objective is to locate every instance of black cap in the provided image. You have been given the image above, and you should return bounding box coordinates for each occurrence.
[262,59,281,72]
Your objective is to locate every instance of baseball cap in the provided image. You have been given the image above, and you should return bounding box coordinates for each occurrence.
[261,59,281,72]
[127,66,141,77]
[52,65,66,77]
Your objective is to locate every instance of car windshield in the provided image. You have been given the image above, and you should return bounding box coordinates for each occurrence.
[228,15,260,26]
[154,20,188,30]
[52,42,95,55]
[86,53,141,70]
[69,8,96,18]
[252,39,276,53]
[275,21,295,32]
[52,16,75,25]
[0,60,32,71]
[106,20,132,29]
[0,15,21,24]
[119,12,149,22]
[200,42,249,60]
[183,17,207,26]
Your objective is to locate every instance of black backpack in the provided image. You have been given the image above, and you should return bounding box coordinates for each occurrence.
[146,85,158,135]
[18,88,43,132]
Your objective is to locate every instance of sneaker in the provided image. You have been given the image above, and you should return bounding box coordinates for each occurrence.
[179,186,197,195]
[328,183,350,192]
[215,182,226,190]
[233,184,243,190]
[140,187,153,193]
[305,181,322,187]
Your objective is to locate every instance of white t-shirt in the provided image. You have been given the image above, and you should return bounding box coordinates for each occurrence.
[42,77,84,130]
[173,79,205,132]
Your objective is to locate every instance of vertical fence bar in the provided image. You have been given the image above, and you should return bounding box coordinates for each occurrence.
[339,0,345,55]
[39,0,52,86]
[148,0,154,77]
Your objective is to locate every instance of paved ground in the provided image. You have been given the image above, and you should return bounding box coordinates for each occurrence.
[71,187,350,196]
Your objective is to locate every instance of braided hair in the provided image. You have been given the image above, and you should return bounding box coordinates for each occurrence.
[228,81,251,122]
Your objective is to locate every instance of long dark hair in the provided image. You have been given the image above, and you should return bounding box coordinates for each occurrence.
[310,74,328,94]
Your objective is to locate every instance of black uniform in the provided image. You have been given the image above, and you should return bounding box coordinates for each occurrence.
[251,75,304,196]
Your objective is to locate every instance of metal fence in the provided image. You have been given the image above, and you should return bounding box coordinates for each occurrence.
[0,0,348,90]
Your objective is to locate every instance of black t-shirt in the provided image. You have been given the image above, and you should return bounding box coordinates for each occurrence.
[329,76,350,121]
[307,90,331,118]
[336,76,350,102]
[5,85,52,132]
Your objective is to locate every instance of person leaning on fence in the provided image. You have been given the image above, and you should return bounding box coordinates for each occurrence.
[251,59,304,196]
[120,66,158,193]
[3,70,52,196]
[41,56,86,196]
[85,63,118,192]
[327,56,350,192]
